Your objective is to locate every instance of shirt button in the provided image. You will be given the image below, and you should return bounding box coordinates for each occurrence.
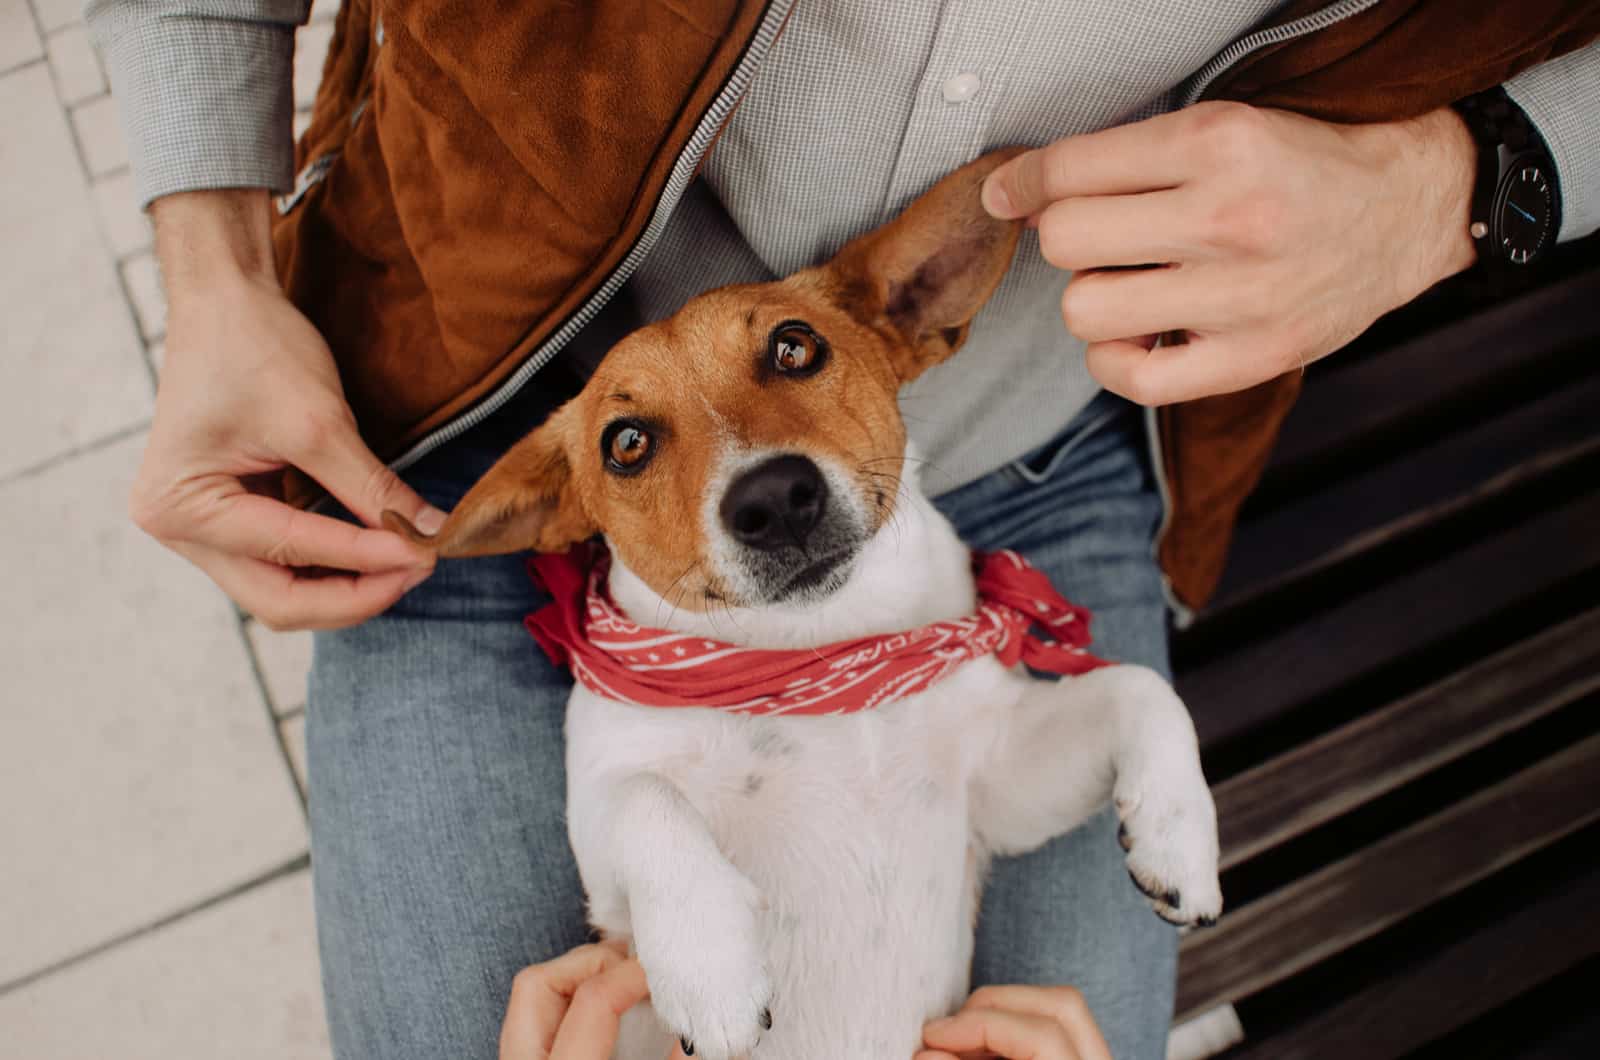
[942,72,982,104]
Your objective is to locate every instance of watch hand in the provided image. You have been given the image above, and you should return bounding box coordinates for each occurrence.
[1508,201,1538,224]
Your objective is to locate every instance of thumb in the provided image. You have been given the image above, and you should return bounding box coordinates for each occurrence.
[982,148,1051,220]
[299,416,447,535]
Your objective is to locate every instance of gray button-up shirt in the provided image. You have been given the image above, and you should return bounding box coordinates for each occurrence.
[88,0,1600,491]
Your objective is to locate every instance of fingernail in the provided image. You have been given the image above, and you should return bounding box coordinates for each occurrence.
[414,505,447,535]
[982,176,1011,218]
[925,1016,954,1031]
[402,567,431,593]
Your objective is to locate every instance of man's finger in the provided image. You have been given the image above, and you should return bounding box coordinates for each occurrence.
[547,958,650,1059]
[293,415,446,532]
[962,987,1111,1060]
[179,543,421,630]
[1058,266,1238,345]
[1085,332,1284,407]
[924,1007,1079,1059]
[983,111,1195,219]
[187,492,433,573]
[1034,190,1198,272]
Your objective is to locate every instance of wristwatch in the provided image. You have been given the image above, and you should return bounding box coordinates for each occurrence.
[1452,87,1560,269]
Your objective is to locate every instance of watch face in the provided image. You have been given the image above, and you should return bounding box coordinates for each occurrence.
[1495,162,1555,265]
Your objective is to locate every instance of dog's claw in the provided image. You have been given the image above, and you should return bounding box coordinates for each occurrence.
[1117,822,1132,851]
[680,1038,694,1056]
[761,1007,773,1030]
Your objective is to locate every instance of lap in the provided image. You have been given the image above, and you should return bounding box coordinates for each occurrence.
[936,391,1178,1060]
[310,389,1176,1059]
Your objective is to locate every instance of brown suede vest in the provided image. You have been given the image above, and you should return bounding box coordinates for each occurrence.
[274,0,1600,610]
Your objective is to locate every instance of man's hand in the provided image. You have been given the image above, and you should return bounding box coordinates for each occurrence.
[130,189,445,630]
[983,102,1479,405]
[917,984,1113,1060]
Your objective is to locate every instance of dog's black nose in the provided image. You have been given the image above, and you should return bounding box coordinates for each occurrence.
[720,455,829,551]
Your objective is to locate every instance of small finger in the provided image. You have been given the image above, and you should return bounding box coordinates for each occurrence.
[925,1008,1078,1060]
[189,492,433,573]
[962,987,1111,1060]
[180,543,422,630]
[1084,332,1286,407]
[983,113,1194,219]
[548,958,651,1059]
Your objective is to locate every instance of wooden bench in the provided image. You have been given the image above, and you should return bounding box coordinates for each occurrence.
[1170,236,1600,1058]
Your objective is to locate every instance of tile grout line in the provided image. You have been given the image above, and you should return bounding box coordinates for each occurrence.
[0,420,151,487]
[235,612,312,818]
[0,852,311,998]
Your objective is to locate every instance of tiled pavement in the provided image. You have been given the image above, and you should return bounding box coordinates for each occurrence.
[2,1,335,1055]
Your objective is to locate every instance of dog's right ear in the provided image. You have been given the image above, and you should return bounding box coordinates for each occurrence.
[382,409,594,558]
[822,148,1025,383]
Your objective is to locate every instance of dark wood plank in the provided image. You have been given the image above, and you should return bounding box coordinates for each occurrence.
[1181,490,1600,753]
[1223,863,1600,1059]
[1213,608,1600,870]
[1211,373,1600,612]
[1175,730,1600,1021]
[1267,267,1600,475]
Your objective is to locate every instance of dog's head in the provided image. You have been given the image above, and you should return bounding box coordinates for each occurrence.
[386,150,1024,611]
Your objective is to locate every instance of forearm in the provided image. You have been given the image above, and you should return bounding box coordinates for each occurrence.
[1505,39,1600,242]
[86,1,310,207]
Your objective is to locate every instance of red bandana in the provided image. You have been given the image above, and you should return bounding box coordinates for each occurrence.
[525,543,1111,716]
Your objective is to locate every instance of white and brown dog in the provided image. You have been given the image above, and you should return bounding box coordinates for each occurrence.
[388,150,1220,1059]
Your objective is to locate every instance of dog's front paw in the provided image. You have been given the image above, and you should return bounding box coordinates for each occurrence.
[1115,760,1223,928]
[634,863,774,1058]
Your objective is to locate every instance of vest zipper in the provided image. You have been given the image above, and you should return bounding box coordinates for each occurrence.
[1149,0,1383,626]
[383,0,796,477]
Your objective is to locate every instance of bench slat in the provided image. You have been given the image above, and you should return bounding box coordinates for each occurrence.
[1175,729,1600,1021]
[1222,861,1600,1059]
[1265,268,1600,479]
[1181,489,1600,753]
[1211,372,1600,612]
[1212,607,1600,870]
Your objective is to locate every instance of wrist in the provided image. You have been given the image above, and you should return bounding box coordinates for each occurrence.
[1352,108,1479,298]
[150,188,280,303]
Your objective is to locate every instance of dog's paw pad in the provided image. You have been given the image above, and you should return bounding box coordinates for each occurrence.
[1116,779,1222,928]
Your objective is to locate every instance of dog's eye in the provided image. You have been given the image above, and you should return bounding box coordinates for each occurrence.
[602,420,654,475]
[769,322,827,377]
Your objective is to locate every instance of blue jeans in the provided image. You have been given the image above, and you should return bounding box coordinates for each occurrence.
[308,387,1178,1059]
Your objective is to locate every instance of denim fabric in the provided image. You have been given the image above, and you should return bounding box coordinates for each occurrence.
[307,386,1177,1060]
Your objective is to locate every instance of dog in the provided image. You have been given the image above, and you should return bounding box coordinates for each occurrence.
[387,149,1221,1059]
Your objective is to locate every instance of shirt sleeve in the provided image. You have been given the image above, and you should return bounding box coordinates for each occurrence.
[85,1,313,208]
[1504,38,1600,242]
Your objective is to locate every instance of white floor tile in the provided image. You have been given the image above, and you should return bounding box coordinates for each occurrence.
[0,871,332,1060]
[46,24,104,104]
[0,434,308,984]
[281,713,309,797]
[32,0,82,33]
[294,20,335,111]
[247,621,315,716]
[0,0,43,72]
[70,92,128,175]
[121,251,166,341]
[0,65,150,478]
[91,169,153,257]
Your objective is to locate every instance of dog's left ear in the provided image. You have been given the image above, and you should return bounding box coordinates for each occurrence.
[381,405,595,558]
[823,147,1026,382]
